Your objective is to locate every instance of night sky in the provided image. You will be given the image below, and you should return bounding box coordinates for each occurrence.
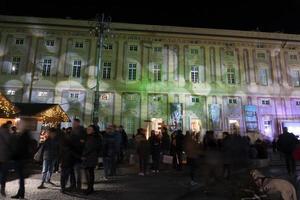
[1,0,300,34]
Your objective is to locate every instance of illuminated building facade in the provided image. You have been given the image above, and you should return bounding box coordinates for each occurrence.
[1,15,300,140]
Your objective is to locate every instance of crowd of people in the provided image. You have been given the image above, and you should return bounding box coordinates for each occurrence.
[0,118,299,199]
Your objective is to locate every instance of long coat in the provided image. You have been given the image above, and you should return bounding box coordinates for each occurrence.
[82,135,101,168]
[0,128,11,163]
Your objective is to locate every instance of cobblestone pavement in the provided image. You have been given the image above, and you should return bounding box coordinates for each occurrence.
[2,151,300,200]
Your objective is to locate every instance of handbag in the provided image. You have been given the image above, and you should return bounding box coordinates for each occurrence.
[162,155,173,164]
[33,144,44,162]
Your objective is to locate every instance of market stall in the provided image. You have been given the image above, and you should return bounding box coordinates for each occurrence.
[0,92,19,125]
[14,103,70,130]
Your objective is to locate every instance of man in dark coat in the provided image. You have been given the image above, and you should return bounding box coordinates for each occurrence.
[171,130,184,170]
[81,125,101,195]
[0,124,11,197]
[37,128,59,189]
[69,119,86,191]
[161,127,170,155]
[60,133,74,193]
[102,126,117,179]
[277,127,299,175]
[10,129,32,199]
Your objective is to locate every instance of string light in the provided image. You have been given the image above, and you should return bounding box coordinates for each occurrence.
[39,105,69,127]
[0,92,18,117]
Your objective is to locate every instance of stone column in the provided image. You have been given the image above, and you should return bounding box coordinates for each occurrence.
[0,32,8,70]
[24,36,38,102]
[140,91,148,129]
[114,92,122,126]
[215,46,221,83]
[178,44,185,84]
[247,48,256,84]
[116,39,125,80]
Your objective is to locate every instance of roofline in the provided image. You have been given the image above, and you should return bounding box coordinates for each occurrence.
[1,15,300,42]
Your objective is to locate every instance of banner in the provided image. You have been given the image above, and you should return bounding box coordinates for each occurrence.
[209,104,222,130]
[244,105,258,132]
[169,103,183,130]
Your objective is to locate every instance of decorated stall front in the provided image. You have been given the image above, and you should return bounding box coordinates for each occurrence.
[0,92,19,125]
[14,103,70,130]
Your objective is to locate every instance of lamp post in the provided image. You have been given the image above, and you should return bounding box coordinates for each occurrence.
[28,61,43,103]
[90,14,111,125]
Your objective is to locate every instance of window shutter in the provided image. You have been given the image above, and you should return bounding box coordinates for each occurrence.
[123,42,128,80]
[184,46,190,81]
[199,47,205,83]
[2,55,10,74]
[222,66,227,84]
[137,62,141,81]
[64,39,73,77]
[285,52,293,87]
[50,58,57,76]
[235,67,240,84]
[220,49,227,83]
[291,69,296,86]
[267,67,272,85]
[163,45,168,81]
[148,62,153,81]
[199,65,205,83]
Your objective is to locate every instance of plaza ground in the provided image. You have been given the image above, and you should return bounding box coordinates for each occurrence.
[2,151,299,200]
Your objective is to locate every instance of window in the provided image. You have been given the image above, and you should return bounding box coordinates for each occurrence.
[72,60,82,78]
[191,49,198,54]
[191,97,200,103]
[261,99,270,105]
[226,50,234,56]
[42,59,52,77]
[6,90,15,96]
[102,62,111,79]
[11,56,21,75]
[153,96,161,101]
[191,66,199,83]
[128,63,137,80]
[129,45,138,52]
[69,92,79,100]
[292,70,300,87]
[296,100,300,106]
[15,38,24,45]
[38,91,48,97]
[153,64,161,81]
[127,94,136,101]
[227,68,235,84]
[46,40,55,47]
[104,44,113,50]
[290,54,298,60]
[259,68,268,86]
[154,47,162,52]
[228,98,237,104]
[257,52,266,59]
[75,41,84,48]
[126,117,135,134]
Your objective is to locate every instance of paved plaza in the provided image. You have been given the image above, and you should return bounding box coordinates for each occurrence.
[1,151,299,200]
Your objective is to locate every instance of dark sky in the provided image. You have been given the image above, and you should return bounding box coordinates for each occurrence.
[1,0,300,34]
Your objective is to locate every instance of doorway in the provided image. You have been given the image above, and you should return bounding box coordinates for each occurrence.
[229,119,240,134]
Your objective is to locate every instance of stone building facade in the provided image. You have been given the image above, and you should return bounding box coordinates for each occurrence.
[1,15,300,139]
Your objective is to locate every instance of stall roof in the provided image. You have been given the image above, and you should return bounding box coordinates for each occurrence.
[14,103,70,123]
[14,103,56,116]
[0,92,19,118]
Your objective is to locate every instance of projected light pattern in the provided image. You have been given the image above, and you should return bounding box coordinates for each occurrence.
[1,15,300,139]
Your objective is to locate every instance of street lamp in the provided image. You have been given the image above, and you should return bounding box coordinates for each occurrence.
[28,61,43,103]
[89,13,111,125]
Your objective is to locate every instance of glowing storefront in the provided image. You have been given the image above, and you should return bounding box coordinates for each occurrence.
[1,15,300,140]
